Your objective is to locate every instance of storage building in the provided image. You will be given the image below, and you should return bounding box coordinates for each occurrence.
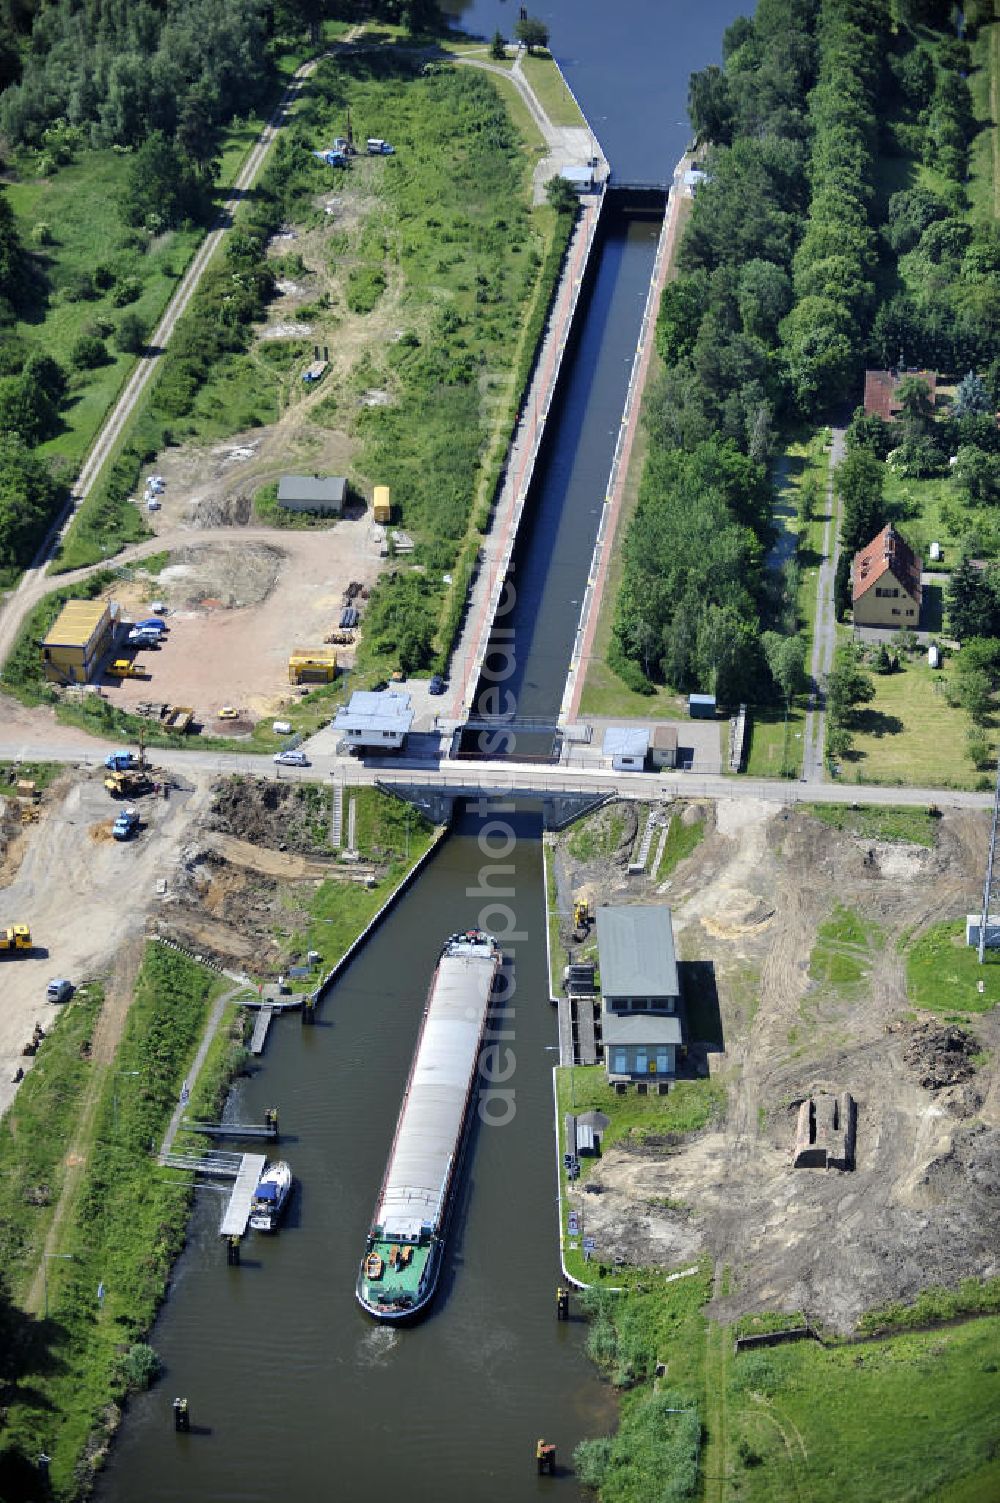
[277,475,346,515]
[333,690,414,751]
[596,905,683,1082]
[602,725,649,771]
[41,599,117,684]
[650,724,678,770]
[560,164,594,193]
[372,485,392,524]
[288,648,338,685]
[688,693,716,719]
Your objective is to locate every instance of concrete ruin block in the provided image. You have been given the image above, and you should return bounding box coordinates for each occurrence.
[793,1092,855,1170]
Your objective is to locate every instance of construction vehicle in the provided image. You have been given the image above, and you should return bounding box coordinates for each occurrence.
[105,768,152,798]
[112,806,140,841]
[107,658,147,679]
[573,898,592,935]
[0,924,32,955]
[217,706,240,721]
[105,750,135,771]
[163,705,193,733]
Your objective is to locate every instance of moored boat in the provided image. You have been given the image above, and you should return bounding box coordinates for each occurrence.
[249,1160,293,1231]
[356,930,501,1322]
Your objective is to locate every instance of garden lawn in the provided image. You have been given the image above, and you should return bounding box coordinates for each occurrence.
[906,919,1000,1014]
[744,703,806,778]
[843,657,991,789]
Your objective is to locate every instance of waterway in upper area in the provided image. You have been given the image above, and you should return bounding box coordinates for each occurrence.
[101,813,613,1503]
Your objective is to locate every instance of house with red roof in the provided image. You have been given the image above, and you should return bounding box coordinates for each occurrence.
[863,369,938,423]
[852,525,922,628]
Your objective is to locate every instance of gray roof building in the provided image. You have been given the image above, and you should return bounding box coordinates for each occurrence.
[601,1010,683,1046]
[596,905,679,1000]
[333,690,414,737]
[278,475,347,513]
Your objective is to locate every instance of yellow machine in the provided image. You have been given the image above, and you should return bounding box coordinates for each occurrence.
[372,485,392,524]
[107,658,145,678]
[0,924,32,954]
[289,649,338,685]
[573,899,591,930]
[105,769,152,799]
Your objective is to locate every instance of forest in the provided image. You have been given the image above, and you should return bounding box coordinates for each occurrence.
[611,0,1000,707]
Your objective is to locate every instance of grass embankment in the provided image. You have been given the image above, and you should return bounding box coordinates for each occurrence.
[804,802,939,846]
[0,944,236,1501]
[906,919,1000,1014]
[572,1271,1000,1503]
[300,789,437,971]
[518,53,586,127]
[555,1065,724,1286]
[543,837,568,999]
[656,809,705,880]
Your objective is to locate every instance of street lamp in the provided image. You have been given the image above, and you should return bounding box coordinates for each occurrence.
[43,1254,74,1319]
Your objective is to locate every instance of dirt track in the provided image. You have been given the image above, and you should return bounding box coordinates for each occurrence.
[557,800,1000,1332]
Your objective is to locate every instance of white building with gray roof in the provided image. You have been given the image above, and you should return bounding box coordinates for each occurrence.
[333,690,414,751]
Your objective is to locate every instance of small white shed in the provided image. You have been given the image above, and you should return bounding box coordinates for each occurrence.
[928,644,941,669]
[602,726,650,772]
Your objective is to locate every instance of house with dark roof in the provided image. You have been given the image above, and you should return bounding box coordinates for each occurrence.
[277,475,346,515]
[596,905,683,1083]
[863,369,937,423]
[852,524,922,629]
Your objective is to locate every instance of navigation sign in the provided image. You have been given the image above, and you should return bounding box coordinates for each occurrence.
[567,1211,580,1236]
[582,1235,596,1261]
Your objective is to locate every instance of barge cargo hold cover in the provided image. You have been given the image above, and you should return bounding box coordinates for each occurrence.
[357,930,501,1322]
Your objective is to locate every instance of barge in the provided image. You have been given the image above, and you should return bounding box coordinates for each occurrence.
[356,929,502,1322]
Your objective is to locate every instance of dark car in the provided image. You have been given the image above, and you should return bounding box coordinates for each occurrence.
[429,673,446,696]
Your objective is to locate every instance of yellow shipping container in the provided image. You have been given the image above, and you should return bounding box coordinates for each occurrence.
[372,485,392,524]
[289,648,338,685]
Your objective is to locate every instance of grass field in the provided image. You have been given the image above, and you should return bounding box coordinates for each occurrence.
[656,809,705,879]
[843,657,993,789]
[808,904,883,993]
[968,12,1000,224]
[744,703,806,778]
[906,919,1000,1014]
[804,802,939,847]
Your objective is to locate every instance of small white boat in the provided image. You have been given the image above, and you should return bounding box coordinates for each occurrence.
[249,1160,293,1231]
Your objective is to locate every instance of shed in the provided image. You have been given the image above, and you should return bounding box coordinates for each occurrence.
[966,913,1000,950]
[41,598,117,684]
[288,647,338,684]
[560,164,594,193]
[277,475,346,515]
[333,690,414,751]
[688,693,716,719]
[650,724,678,770]
[602,725,649,771]
[372,485,392,524]
[928,644,941,669]
[929,541,941,562]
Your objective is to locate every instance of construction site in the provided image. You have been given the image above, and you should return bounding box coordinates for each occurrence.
[550,798,1000,1333]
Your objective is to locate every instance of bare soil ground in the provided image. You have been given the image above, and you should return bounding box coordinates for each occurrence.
[95,525,383,724]
[554,798,1000,1333]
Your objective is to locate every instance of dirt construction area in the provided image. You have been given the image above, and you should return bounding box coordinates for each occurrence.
[95,523,384,725]
[554,799,1000,1332]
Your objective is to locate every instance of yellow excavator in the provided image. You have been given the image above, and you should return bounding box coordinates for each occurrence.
[572,898,591,941]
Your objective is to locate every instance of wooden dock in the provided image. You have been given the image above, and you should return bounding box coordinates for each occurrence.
[250,1007,274,1054]
[185,1119,279,1140]
[219,1152,267,1238]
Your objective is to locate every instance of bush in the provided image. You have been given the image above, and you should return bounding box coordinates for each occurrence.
[111,276,141,307]
[115,313,147,355]
[71,333,108,369]
[346,265,387,314]
[115,1342,162,1393]
[30,220,52,246]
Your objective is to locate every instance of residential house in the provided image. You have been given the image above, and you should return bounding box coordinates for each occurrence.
[852,524,922,628]
[863,368,937,423]
[596,905,683,1083]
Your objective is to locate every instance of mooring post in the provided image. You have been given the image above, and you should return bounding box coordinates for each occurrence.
[556,1286,569,1320]
[264,1106,278,1136]
[302,995,316,1025]
[536,1439,556,1475]
[173,1397,190,1433]
[227,1235,241,1266]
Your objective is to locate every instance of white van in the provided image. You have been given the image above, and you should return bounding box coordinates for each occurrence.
[47,979,73,1003]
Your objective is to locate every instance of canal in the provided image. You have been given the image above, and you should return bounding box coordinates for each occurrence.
[99,3,749,1499]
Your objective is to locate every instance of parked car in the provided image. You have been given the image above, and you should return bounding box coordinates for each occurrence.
[46,979,73,1003]
[128,627,160,646]
[150,602,168,616]
[146,497,161,512]
[273,749,309,767]
[217,706,240,720]
[429,673,446,696]
[366,138,394,155]
[136,618,167,634]
[146,475,165,492]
